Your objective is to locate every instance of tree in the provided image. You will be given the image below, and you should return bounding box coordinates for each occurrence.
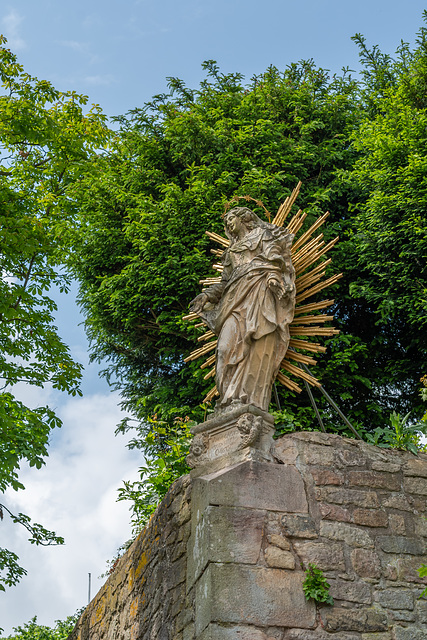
[70,59,365,529]
[4,611,83,640]
[70,24,427,529]
[343,26,427,412]
[0,36,109,591]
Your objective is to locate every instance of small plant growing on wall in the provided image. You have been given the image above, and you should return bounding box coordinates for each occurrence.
[303,564,334,606]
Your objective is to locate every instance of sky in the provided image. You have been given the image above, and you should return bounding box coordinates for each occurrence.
[1,0,427,635]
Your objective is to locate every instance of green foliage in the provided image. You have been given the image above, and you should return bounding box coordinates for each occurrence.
[3,611,83,639]
[0,503,64,592]
[70,58,364,447]
[364,411,427,455]
[68,22,427,520]
[117,414,193,532]
[0,35,109,588]
[302,563,334,606]
[419,563,427,598]
[341,20,427,418]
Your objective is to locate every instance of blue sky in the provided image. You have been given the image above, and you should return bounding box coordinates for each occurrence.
[1,1,427,634]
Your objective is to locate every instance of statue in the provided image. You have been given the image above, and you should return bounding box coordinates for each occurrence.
[190,207,296,412]
[184,186,343,469]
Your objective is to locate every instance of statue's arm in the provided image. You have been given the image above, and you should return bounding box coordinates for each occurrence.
[190,251,231,312]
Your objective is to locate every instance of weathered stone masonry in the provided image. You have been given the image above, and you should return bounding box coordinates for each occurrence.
[68,432,427,640]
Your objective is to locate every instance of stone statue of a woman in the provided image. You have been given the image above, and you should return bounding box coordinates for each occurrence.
[190,207,296,412]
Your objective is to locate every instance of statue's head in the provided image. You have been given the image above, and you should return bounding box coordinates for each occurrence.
[224,207,267,240]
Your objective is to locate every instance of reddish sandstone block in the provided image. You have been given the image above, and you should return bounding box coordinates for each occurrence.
[311,469,343,486]
[319,503,351,523]
[320,607,388,633]
[351,549,381,579]
[404,476,427,496]
[315,487,379,508]
[348,470,400,491]
[293,541,345,571]
[353,509,388,528]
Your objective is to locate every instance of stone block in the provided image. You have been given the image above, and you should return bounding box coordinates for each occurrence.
[328,578,372,604]
[292,431,339,446]
[415,516,427,537]
[375,588,414,610]
[416,598,427,622]
[320,521,374,548]
[371,460,401,473]
[353,509,388,528]
[319,503,351,523]
[392,610,416,622]
[403,455,427,477]
[335,448,367,468]
[310,469,343,485]
[361,634,392,640]
[351,549,381,579]
[316,487,379,508]
[393,627,426,640]
[302,443,335,466]
[377,536,425,555]
[284,631,359,640]
[404,476,427,495]
[268,534,291,550]
[348,471,400,491]
[187,505,265,587]
[389,514,406,534]
[264,547,295,569]
[273,438,299,465]
[194,564,315,634]
[194,461,308,514]
[265,628,283,640]
[383,494,414,511]
[293,541,345,571]
[281,514,317,538]
[396,556,427,583]
[320,607,388,633]
[198,624,266,640]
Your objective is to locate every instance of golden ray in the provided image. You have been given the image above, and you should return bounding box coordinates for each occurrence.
[292,211,330,252]
[200,353,216,369]
[289,326,340,337]
[276,371,303,393]
[205,230,229,247]
[295,258,331,290]
[283,351,317,366]
[203,366,216,380]
[281,360,321,387]
[295,273,343,305]
[203,385,219,403]
[288,339,327,353]
[184,340,217,363]
[290,314,334,325]
[294,299,335,316]
[197,330,215,342]
[272,181,302,226]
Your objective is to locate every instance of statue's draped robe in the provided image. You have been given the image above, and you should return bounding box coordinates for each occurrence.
[200,225,295,411]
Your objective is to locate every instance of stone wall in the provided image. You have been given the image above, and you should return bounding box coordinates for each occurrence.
[68,432,427,640]
[67,474,193,640]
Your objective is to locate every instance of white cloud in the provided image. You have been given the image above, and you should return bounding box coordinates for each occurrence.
[0,391,141,635]
[2,10,26,51]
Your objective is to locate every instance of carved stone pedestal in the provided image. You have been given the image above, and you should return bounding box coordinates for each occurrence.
[187,403,275,474]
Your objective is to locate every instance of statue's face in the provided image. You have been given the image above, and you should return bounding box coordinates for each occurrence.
[225,212,244,237]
